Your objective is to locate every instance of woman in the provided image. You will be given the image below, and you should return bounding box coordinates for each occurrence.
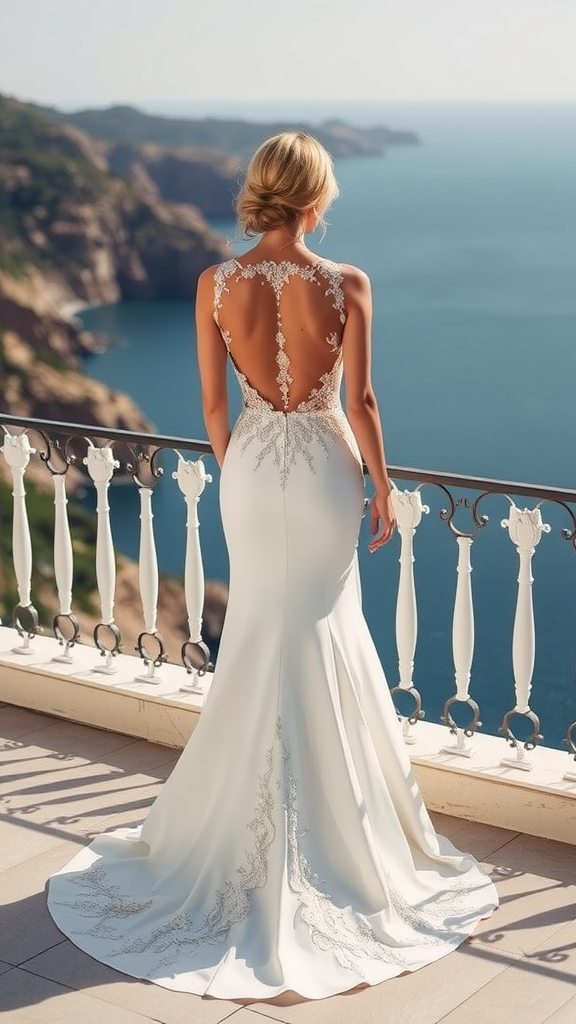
[48,132,497,1001]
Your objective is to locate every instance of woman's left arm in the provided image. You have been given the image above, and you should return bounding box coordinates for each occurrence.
[196,267,230,468]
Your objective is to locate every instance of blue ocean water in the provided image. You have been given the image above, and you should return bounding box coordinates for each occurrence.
[80,104,576,748]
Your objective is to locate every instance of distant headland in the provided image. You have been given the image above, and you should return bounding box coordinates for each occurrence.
[39,103,421,158]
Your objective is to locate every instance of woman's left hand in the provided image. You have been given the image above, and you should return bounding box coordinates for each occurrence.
[368,491,396,552]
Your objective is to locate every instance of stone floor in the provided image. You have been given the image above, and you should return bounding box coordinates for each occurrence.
[1,703,575,1024]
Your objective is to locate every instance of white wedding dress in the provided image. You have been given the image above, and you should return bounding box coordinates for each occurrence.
[48,258,498,1001]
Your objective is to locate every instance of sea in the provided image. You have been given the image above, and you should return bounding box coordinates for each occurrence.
[78,102,576,749]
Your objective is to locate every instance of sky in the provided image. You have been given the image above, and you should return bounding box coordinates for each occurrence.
[0,0,575,112]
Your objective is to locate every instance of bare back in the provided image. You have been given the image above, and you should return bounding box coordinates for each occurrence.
[213,257,347,412]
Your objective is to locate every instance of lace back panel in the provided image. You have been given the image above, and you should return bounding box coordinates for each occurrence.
[213,259,347,413]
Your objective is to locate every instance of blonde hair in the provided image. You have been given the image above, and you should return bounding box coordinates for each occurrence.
[235,132,339,236]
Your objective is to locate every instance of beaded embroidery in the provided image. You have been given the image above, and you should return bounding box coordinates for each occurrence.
[213,259,346,410]
[281,735,475,971]
[213,259,355,483]
[234,406,357,489]
[50,743,277,973]
[51,718,490,978]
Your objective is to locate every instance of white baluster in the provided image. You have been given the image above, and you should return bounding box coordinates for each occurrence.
[53,475,73,615]
[138,487,158,634]
[390,486,429,743]
[0,433,37,654]
[84,444,120,673]
[134,486,164,684]
[173,455,212,693]
[442,535,478,757]
[500,504,550,769]
[51,473,80,664]
[452,537,474,699]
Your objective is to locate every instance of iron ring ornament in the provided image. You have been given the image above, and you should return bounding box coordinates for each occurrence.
[12,603,39,639]
[136,630,167,669]
[181,639,213,677]
[93,622,122,658]
[389,685,425,726]
[499,709,543,753]
[53,612,80,649]
[442,696,482,737]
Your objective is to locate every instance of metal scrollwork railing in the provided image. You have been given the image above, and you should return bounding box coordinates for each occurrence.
[383,464,576,770]
[0,413,214,687]
[1,413,576,773]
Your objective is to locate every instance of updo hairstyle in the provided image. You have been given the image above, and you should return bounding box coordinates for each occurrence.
[235,132,339,236]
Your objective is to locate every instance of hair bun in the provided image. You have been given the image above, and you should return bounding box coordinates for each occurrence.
[235,132,338,237]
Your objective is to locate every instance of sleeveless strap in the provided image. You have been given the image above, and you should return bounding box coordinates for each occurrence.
[212,259,346,410]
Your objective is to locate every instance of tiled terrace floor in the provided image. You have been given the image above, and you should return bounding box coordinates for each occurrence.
[1,704,575,1024]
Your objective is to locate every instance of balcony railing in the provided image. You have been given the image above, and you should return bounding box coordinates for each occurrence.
[1,411,576,785]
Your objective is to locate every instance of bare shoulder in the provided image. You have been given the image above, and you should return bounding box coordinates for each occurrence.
[197,263,220,291]
[196,263,223,312]
[337,263,372,306]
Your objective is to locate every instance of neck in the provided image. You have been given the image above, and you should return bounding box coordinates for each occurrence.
[258,226,308,253]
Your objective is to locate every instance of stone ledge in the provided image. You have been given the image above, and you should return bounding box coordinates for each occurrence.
[410,722,576,845]
[0,625,204,748]
[1,625,575,844]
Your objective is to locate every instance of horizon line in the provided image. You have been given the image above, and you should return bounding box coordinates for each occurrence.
[5,92,576,112]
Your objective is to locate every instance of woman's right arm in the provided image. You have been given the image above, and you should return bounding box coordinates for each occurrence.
[341,265,396,550]
[196,267,231,468]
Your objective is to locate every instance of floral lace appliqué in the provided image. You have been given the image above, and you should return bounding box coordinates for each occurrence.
[213,258,346,414]
[275,335,293,409]
[234,405,355,489]
[213,259,356,485]
[279,727,483,974]
[50,742,277,973]
[51,716,490,982]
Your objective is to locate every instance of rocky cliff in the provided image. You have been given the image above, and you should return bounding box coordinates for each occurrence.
[0,93,229,431]
[33,103,420,222]
[0,96,229,300]
[104,142,240,220]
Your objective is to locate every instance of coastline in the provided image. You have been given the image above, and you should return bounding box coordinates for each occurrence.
[60,299,92,321]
